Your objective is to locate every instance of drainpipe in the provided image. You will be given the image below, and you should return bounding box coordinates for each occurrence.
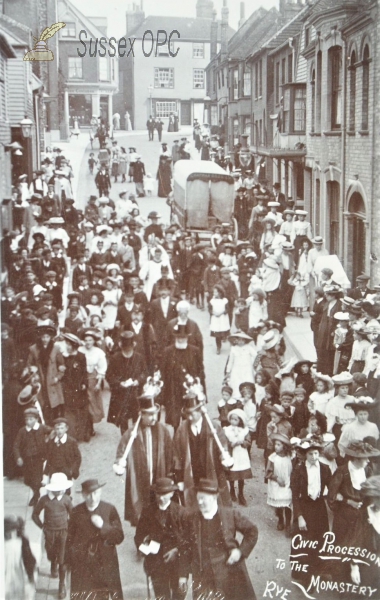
[339,32,347,265]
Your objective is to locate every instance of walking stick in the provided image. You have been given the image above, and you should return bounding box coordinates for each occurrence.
[113,415,141,475]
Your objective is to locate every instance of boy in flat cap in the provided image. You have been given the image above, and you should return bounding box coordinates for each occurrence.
[44,417,81,483]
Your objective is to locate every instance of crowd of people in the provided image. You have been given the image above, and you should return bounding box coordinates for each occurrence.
[2,127,380,600]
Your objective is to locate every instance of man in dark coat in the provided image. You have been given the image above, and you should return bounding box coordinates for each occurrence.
[107,331,148,431]
[114,395,173,526]
[161,325,205,428]
[135,477,188,600]
[65,479,124,599]
[147,115,155,141]
[347,274,374,300]
[95,167,111,197]
[316,285,342,375]
[167,300,204,357]
[155,119,164,142]
[173,394,232,509]
[157,155,172,198]
[183,478,258,600]
[72,254,92,291]
[133,156,146,197]
[148,285,178,352]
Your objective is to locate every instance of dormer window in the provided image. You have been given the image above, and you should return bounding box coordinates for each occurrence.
[62,22,76,37]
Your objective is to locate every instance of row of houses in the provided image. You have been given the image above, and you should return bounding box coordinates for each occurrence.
[0,0,118,211]
[205,0,380,284]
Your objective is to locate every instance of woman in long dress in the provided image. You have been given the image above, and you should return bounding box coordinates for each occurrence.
[79,329,107,425]
[118,147,128,183]
[157,155,172,197]
[125,111,132,131]
[101,278,122,333]
[4,516,36,600]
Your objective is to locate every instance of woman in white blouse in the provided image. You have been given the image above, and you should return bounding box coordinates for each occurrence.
[79,329,107,425]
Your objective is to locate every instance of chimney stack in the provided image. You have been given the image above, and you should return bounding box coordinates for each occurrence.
[210,9,218,59]
[238,2,246,28]
[221,0,229,61]
[196,0,215,19]
[126,2,145,35]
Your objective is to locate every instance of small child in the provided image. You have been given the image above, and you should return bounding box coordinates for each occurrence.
[210,225,222,250]
[289,271,309,317]
[234,298,249,333]
[86,292,103,326]
[32,472,72,593]
[209,285,230,354]
[13,407,51,506]
[223,409,252,506]
[238,382,257,445]
[254,370,268,409]
[280,392,296,424]
[308,373,334,416]
[265,404,293,460]
[265,433,293,536]
[88,153,97,174]
[218,385,241,427]
[144,173,155,196]
[292,387,310,437]
[248,288,268,329]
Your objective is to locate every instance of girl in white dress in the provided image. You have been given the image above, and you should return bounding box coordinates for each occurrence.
[209,285,230,354]
[225,332,257,398]
[85,291,103,326]
[223,408,253,506]
[79,329,107,425]
[265,433,293,535]
[308,372,334,415]
[248,288,268,328]
[101,278,122,332]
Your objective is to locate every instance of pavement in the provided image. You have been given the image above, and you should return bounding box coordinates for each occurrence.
[2,127,317,600]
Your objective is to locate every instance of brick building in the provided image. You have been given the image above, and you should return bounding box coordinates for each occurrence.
[302,0,378,282]
[114,0,234,130]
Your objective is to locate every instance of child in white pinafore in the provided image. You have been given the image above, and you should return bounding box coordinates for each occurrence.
[223,408,252,506]
[209,285,230,354]
[144,173,155,196]
[265,433,293,536]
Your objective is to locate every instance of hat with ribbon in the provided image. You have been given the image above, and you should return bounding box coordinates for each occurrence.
[344,396,378,413]
[332,372,353,386]
[345,440,380,458]
[152,478,178,494]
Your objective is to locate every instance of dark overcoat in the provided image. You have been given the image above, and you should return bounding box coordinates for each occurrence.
[65,500,124,598]
[184,506,258,600]
[107,350,148,427]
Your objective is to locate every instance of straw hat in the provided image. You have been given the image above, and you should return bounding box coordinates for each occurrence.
[262,330,281,350]
[270,433,291,446]
[45,472,73,492]
[332,372,353,386]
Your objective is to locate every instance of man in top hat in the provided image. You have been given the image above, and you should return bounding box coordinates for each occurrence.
[114,393,173,526]
[148,284,178,355]
[65,479,124,599]
[135,477,188,600]
[44,416,82,483]
[182,478,258,600]
[173,392,232,508]
[272,182,287,212]
[107,331,148,431]
[348,274,374,300]
[162,324,205,429]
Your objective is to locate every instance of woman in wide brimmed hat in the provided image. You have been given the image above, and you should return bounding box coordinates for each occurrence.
[265,404,293,459]
[78,329,107,426]
[327,440,380,546]
[256,330,283,380]
[27,320,65,422]
[225,331,257,398]
[290,436,331,578]
[293,360,314,397]
[325,372,356,436]
[338,397,379,457]
[61,332,93,442]
[348,324,372,375]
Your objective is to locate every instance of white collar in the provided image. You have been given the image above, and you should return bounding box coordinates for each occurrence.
[348,461,367,490]
[201,502,218,520]
[191,418,203,436]
[86,501,101,512]
[48,491,64,501]
[54,433,67,444]
[132,321,142,333]
[26,422,40,432]
[158,498,171,511]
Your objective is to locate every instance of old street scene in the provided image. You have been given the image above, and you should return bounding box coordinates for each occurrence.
[1,0,380,599]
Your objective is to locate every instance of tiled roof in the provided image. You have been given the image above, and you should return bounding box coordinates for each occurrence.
[128,15,235,41]
[228,7,280,60]
[262,4,311,51]
[0,14,31,46]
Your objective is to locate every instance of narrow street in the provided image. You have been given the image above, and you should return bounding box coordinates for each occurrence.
[32,129,305,600]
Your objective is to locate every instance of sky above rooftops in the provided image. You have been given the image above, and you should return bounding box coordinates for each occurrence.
[73,0,278,38]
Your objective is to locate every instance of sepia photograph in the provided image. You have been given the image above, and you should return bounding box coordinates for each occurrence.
[0,0,380,598]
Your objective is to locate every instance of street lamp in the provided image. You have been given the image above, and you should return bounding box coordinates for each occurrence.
[20,115,33,138]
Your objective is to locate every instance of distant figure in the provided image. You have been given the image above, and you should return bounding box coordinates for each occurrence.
[168,113,175,132]
[125,110,132,131]
[147,115,155,141]
[112,112,120,131]
[174,112,179,132]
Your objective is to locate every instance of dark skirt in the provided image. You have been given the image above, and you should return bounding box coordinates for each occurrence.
[65,408,92,442]
[226,468,252,481]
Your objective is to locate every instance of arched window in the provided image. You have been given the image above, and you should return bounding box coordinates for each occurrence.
[348,50,356,131]
[329,46,342,130]
[362,44,370,130]
[310,66,315,133]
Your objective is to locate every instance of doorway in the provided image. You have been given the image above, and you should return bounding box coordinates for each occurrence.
[181,101,191,125]
[348,192,366,282]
